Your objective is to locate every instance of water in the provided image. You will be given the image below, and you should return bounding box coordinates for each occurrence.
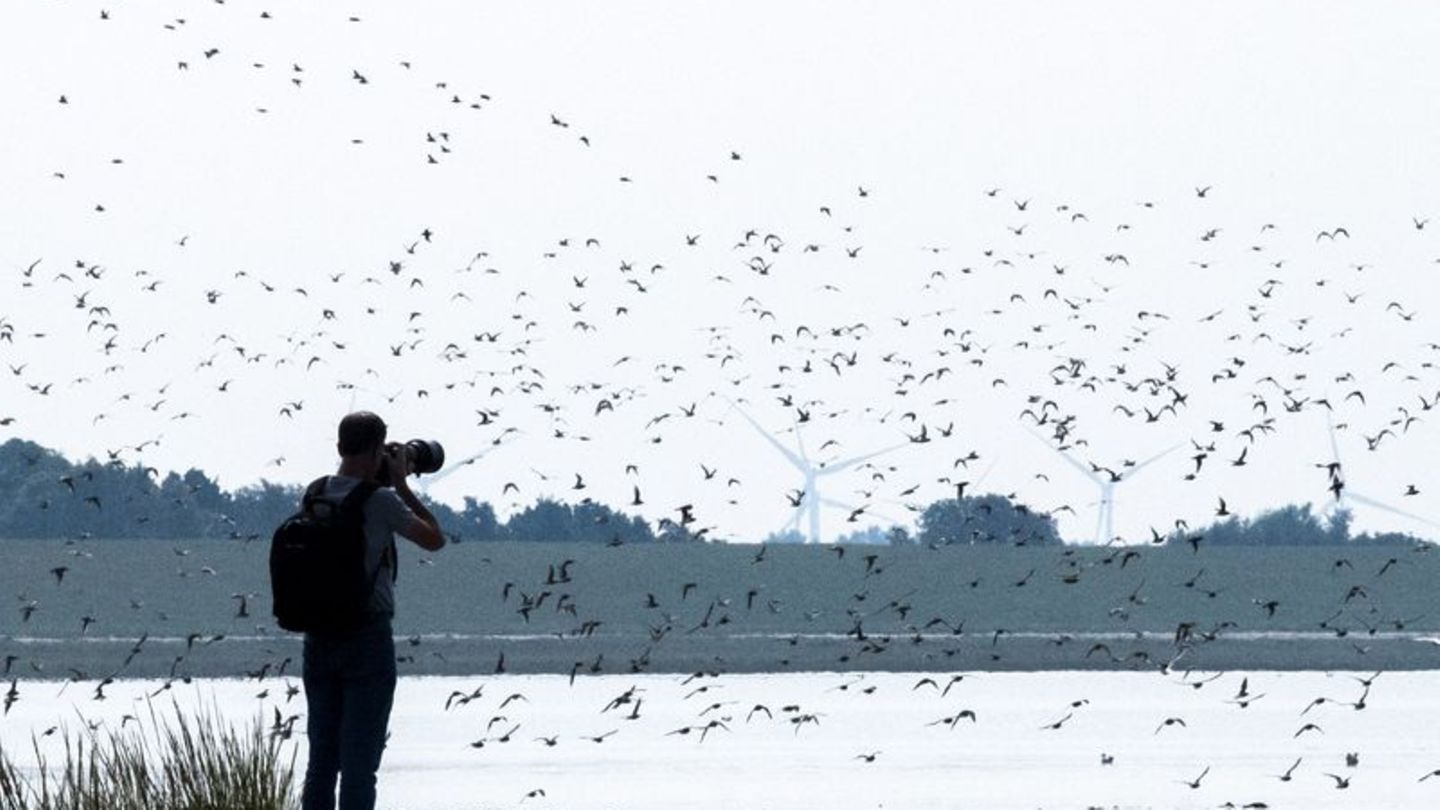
[6,540,1440,678]
[4,670,1438,809]
[4,541,1438,805]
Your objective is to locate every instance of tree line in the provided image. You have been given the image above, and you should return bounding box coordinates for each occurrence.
[0,439,669,544]
[0,438,1425,547]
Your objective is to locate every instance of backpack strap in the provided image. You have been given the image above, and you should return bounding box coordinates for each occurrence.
[308,478,397,593]
[335,480,393,597]
[302,476,375,521]
[338,479,380,519]
[301,476,330,513]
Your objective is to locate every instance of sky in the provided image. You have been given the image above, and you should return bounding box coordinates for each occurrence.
[2,1,1439,544]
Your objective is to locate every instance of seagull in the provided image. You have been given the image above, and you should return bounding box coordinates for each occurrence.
[1178,766,1210,789]
[926,710,977,729]
[1155,717,1187,734]
[1275,757,1302,782]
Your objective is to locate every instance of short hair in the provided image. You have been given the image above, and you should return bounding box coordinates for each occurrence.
[338,411,387,456]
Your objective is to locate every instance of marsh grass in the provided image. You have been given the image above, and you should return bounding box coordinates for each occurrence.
[0,699,296,810]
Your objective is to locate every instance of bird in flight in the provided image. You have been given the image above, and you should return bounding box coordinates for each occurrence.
[1178,766,1210,789]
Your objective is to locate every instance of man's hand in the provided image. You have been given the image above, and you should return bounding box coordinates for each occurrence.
[386,446,444,550]
[384,444,412,488]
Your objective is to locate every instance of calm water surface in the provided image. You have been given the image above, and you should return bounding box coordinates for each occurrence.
[4,670,1438,809]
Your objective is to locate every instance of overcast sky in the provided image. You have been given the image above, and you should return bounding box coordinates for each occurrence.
[2,1,1438,543]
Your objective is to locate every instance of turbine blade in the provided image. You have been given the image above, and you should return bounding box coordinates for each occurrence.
[1024,427,1102,484]
[777,507,803,539]
[1124,442,1184,477]
[972,458,999,490]
[1344,491,1440,530]
[816,442,910,476]
[725,398,806,470]
[417,439,511,490]
[791,417,812,465]
[822,499,906,529]
[766,504,800,541]
[867,509,907,528]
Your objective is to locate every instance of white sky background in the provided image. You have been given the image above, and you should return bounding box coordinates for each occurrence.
[2,1,1439,543]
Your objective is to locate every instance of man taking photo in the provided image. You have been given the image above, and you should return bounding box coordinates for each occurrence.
[300,411,445,810]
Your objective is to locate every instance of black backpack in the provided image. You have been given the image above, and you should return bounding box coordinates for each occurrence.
[269,476,387,634]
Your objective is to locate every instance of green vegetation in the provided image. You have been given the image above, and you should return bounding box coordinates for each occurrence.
[0,437,1429,547]
[0,701,295,810]
[0,438,667,544]
[913,492,1063,545]
[1165,502,1418,548]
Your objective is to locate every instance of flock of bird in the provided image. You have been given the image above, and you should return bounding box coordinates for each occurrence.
[2,4,1437,550]
[2,2,1440,806]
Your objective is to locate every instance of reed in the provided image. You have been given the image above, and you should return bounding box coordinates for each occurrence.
[0,699,296,810]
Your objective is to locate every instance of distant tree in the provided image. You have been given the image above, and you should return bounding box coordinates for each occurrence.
[1168,503,1423,548]
[181,468,227,510]
[229,479,306,540]
[886,526,915,546]
[504,498,576,543]
[457,496,502,542]
[916,493,1061,546]
[607,511,659,545]
[570,501,645,544]
[832,525,905,545]
[654,518,705,543]
[0,439,659,543]
[16,437,1417,549]
[1353,529,1425,546]
[1325,507,1353,543]
[460,496,660,544]
[760,528,805,544]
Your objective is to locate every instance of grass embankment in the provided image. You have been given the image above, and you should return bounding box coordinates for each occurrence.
[0,701,296,810]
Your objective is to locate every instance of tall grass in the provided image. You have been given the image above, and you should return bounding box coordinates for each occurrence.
[0,699,296,810]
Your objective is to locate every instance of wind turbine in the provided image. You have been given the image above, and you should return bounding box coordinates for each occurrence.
[1027,428,1182,544]
[726,398,911,544]
[1322,412,1439,533]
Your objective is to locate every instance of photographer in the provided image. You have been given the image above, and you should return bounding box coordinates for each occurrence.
[301,411,445,810]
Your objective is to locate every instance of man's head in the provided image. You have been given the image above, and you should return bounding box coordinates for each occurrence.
[337,411,388,459]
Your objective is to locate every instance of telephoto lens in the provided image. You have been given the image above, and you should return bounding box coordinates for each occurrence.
[404,440,445,475]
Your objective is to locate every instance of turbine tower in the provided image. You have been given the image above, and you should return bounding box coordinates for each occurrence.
[1027,428,1182,544]
[726,399,910,544]
[1323,412,1439,532]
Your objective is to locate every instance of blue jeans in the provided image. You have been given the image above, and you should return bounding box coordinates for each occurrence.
[301,617,396,810]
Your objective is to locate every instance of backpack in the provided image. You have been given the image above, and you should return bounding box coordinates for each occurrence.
[269,476,385,634]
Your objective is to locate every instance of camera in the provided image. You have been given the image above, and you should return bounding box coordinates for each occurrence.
[377,439,445,483]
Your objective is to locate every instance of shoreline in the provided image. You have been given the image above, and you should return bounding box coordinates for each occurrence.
[7,631,1440,681]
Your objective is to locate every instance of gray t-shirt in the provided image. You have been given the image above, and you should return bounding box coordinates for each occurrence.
[319,475,414,618]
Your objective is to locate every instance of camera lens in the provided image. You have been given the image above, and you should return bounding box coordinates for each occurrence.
[406,440,445,475]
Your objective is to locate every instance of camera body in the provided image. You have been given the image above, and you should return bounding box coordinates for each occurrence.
[376,439,445,484]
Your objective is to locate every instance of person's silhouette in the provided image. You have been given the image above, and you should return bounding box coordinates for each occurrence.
[301,412,445,810]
